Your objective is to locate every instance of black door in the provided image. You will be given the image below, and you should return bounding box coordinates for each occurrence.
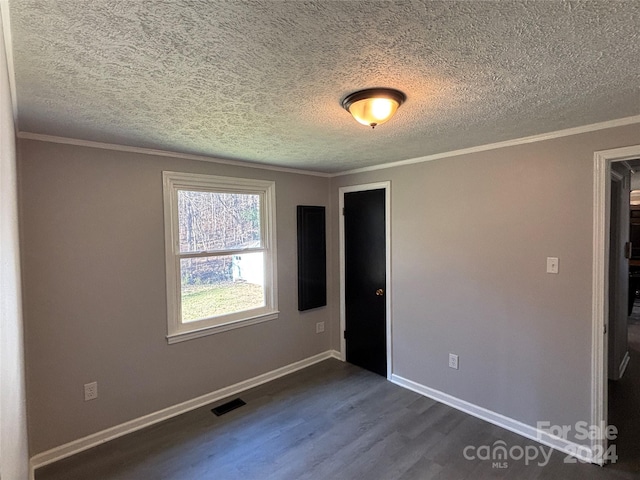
[344,189,387,377]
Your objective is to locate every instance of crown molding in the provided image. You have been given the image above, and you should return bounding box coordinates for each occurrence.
[332,115,640,177]
[17,114,640,179]
[16,132,333,178]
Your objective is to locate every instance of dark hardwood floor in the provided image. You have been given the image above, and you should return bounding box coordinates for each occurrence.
[607,301,640,477]
[37,357,639,480]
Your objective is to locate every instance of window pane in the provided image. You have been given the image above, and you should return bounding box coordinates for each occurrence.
[180,254,265,322]
[177,190,261,253]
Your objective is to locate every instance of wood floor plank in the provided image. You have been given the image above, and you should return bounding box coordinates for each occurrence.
[36,358,639,480]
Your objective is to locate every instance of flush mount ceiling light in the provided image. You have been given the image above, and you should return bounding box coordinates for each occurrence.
[341,88,406,129]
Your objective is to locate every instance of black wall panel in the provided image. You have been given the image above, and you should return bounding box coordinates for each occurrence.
[297,206,327,311]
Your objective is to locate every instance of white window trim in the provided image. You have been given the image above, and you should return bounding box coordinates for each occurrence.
[162,171,278,344]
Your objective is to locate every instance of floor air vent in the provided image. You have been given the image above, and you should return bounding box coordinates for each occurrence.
[212,398,246,416]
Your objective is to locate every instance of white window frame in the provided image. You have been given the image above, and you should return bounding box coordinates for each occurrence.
[163,171,278,344]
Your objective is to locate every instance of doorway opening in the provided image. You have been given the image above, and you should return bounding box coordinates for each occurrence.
[339,182,392,379]
[593,145,640,468]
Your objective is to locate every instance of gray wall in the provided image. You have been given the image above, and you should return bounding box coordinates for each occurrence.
[19,140,332,455]
[19,120,640,456]
[631,171,640,191]
[330,124,640,444]
[608,165,629,381]
[0,15,30,480]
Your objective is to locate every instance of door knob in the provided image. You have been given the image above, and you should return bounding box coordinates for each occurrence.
[376,289,384,296]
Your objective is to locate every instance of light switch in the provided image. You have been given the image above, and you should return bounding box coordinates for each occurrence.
[546,257,559,274]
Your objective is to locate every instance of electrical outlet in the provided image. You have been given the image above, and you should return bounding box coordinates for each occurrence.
[84,381,98,401]
[316,322,325,334]
[449,353,459,370]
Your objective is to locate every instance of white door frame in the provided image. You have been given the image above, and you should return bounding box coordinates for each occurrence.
[339,182,392,380]
[592,144,640,465]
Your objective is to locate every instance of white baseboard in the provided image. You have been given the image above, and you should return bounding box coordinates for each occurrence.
[30,350,342,477]
[390,374,594,464]
[619,351,630,379]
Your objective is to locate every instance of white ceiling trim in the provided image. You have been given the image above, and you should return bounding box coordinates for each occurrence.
[0,0,17,123]
[335,114,640,177]
[17,114,640,179]
[16,132,332,178]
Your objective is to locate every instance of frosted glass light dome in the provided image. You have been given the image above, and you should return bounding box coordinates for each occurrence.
[342,88,406,129]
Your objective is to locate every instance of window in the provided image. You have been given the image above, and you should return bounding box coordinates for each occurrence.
[163,172,278,343]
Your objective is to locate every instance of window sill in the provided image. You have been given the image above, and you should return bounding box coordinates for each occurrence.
[166,311,280,344]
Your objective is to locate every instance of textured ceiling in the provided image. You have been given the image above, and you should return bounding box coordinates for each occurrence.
[7,0,640,173]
